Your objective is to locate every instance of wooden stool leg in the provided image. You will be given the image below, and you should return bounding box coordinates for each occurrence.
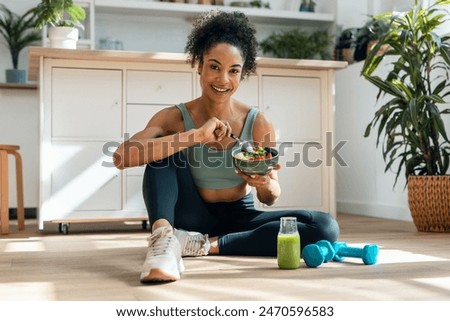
[11,151,25,230]
[0,150,9,235]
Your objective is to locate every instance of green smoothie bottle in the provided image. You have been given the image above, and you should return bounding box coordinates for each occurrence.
[277,217,300,269]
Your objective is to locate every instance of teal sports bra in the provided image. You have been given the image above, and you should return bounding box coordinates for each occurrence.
[176,103,259,190]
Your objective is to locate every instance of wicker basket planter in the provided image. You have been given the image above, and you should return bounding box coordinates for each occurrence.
[407,175,450,233]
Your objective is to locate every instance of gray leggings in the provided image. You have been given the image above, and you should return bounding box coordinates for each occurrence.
[142,152,339,256]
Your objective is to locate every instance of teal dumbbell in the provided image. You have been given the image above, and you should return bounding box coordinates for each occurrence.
[333,242,379,265]
[302,240,336,268]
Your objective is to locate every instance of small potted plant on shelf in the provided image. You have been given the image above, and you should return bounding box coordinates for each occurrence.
[260,29,332,60]
[33,0,86,49]
[249,1,270,8]
[300,0,315,12]
[353,16,389,62]
[361,0,450,232]
[0,4,41,83]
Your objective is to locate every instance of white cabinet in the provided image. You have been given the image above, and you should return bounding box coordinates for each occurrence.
[260,71,329,211]
[40,64,124,229]
[30,48,345,231]
[51,68,122,138]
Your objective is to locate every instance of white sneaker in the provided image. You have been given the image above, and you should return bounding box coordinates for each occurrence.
[174,228,210,257]
[140,226,184,283]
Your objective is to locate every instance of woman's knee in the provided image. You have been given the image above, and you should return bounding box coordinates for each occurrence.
[311,211,340,242]
[145,152,187,171]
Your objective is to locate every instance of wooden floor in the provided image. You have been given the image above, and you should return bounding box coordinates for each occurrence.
[0,213,449,301]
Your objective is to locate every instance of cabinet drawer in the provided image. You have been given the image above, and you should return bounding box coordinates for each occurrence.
[51,68,122,139]
[127,70,193,104]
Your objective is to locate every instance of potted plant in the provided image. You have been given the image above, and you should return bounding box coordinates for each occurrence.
[300,0,316,12]
[334,27,358,63]
[249,1,270,8]
[33,0,86,49]
[260,28,332,60]
[0,4,41,83]
[361,0,450,232]
[353,16,389,62]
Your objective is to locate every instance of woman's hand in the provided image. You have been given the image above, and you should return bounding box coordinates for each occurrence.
[235,170,269,188]
[235,164,281,206]
[197,117,231,143]
[235,164,281,188]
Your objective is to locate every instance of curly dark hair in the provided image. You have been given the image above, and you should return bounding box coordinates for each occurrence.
[185,10,258,79]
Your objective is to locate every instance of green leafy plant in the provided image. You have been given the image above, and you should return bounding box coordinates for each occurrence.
[260,29,332,60]
[249,1,270,8]
[0,4,41,69]
[362,0,450,186]
[33,0,86,29]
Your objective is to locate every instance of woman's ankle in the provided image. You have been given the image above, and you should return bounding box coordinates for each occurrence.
[151,219,172,232]
[208,236,219,255]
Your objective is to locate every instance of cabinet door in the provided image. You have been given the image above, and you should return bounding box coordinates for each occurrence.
[47,142,122,216]
[275,142,324,208]
[262,75,321,141]
[51,68,122,139]
[261,75,325,209]
[126,176,145,211]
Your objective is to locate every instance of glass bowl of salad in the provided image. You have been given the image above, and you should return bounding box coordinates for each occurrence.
[232,146,279,175]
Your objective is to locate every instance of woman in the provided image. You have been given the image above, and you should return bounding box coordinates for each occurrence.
[114,10,339,283]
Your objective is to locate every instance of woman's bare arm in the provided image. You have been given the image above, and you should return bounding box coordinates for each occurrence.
[113,107,229,169]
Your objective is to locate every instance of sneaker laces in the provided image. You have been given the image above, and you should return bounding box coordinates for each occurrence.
[146,226,179,257]
[175,229,210,257]
[184,234,210,256]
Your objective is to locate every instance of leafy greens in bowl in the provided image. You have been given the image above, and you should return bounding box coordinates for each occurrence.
[232,146,279,175]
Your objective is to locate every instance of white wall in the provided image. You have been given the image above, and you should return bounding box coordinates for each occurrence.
[0,88,39,208]
[336,0,415,30]
[336,0,370,30]
[334,0,447,222]
[0,0,40,209]
[335,62,410,221]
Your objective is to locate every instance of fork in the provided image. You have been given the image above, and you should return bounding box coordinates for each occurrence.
[230,133,254,153]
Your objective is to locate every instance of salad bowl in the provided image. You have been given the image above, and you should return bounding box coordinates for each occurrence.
[232,146,279,175]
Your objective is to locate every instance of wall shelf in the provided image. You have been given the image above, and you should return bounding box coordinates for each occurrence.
[0,82,38,90]
[95,0,334,26]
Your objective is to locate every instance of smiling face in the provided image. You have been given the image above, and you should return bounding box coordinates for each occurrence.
[198,43,244,103]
